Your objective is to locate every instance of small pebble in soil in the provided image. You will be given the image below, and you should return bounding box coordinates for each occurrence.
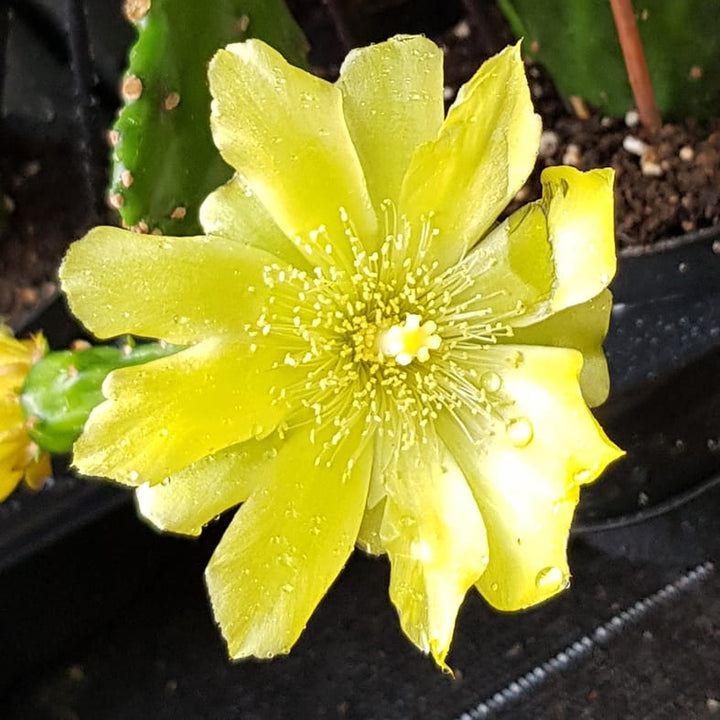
[562,143,581,166]
[539,130,559,159]
[679,145,695,162]
[623,135,647,157]
[640,149,663,177]
[624,109,640,127]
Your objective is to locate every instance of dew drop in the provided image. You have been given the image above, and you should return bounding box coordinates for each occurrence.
[481,371,502,393]
[535,566,565,592]
[490,582,499,592]
[573,468,593,483]
[281,584,294,593]
[128,470,139,482]
[507,417,533,448]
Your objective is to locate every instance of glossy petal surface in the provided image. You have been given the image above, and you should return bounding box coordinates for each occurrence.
[512,289,613,407]
[60,227,278,344]
[199,174,310,269]
[439,345,622,611]
[136,434,284,536]
[209,41,377,261]
[381,441,488,668]
[337,35,444,213]
[206,422,372,659]
[541,166,616,312]
[452,202,554,327]
[399,44,541,268]
[73,339,293,485]
[456,167,615,330]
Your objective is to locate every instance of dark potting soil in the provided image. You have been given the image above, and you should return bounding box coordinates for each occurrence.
[1,5,719,327]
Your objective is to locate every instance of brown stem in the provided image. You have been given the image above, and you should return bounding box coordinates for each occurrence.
[609,0,661,133]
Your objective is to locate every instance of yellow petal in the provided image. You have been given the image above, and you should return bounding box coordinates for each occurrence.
[209,41,377,261]
[450,201,554,326]
[542,166,616,312]
[136,434,284,536]
[0,436,25,501]
[438,345,623,612]
[205,421,372,659]
[60,227,278,344]
[199,174,310,269]
[399,43,541,269]
[0,328,41,366]
[356,496,387,556]
[510,290,613,407]
[22,450,51,490]
[458,167,616,330]
[73,338,293,486]
[337,35,444,213]
[381,440,488,669]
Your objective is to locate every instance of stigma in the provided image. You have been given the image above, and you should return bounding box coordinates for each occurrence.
[377,314,442,366]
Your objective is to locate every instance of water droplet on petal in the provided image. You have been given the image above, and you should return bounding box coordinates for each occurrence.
[490,582,499,592]
[535,566,565,592]
[573,468,593,483]
[481,371,502,393]
[507,417,533,448]
[281,584,294,593]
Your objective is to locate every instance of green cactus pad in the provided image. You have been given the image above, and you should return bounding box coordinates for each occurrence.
[498,0,720,121]
[109,0,309,236]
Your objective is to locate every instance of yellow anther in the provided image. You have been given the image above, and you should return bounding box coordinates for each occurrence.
[377,314,441,366]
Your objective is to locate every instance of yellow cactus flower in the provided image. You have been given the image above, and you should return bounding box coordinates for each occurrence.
[0,326,51,500]
[60,36,623,669]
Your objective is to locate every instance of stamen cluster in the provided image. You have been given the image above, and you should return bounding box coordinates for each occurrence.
[254,204,521,455]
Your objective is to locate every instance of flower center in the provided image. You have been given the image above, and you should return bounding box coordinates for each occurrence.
[376,314,441,366]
